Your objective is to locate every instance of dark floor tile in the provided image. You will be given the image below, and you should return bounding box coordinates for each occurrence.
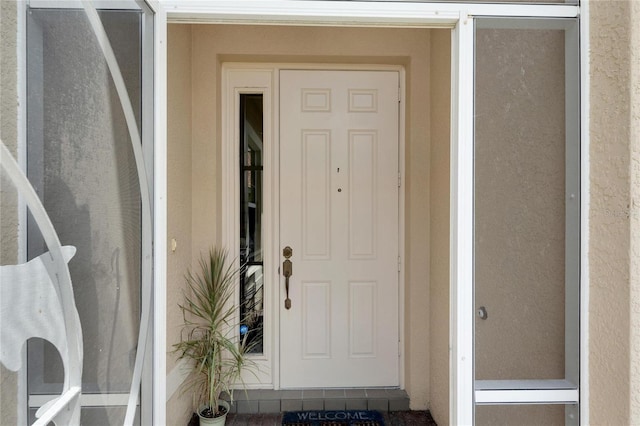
[227,413,282,426]
[260,399,282,413]
[324,398,347,410]
[386,410,438,426]
[345,398,368,410]
[281,399,303,411]
[366,389,389,398]
[324,389,346,398]
[389,398,410,412]
[302,399,324,410]
[345,389,366,398]
[303,389,324,399]
[237,400,260,414]
[256,413,282,426]
[280,390,303,399]
[368,398,389,412]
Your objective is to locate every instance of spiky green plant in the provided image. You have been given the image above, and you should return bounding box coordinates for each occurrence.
[173,248,255,418]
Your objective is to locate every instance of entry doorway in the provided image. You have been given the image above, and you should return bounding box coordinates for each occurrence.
[278,70,401,388]
[222,65,405,389]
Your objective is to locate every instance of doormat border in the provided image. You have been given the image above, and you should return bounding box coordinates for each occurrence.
[282,410,385,426]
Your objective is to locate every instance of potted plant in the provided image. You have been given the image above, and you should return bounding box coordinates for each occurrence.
[174,248,256,426]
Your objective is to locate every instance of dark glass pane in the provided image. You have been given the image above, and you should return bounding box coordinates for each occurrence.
[239,94,264,353]
[241,170,263,263]
[239,265,264,354]
[241,94,263,167]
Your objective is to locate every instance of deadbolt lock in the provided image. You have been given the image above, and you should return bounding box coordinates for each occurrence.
[283,246,293,259]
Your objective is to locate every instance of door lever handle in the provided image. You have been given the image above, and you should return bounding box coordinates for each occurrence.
[283,246,293,309]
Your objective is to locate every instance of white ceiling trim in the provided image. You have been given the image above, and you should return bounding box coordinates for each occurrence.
[161,0,578,26]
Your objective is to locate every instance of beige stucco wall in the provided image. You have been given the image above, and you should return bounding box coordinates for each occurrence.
[180,24,435,410]
[590,0,640,423]
[0,2,19,267]
[429,28,451,426]
[0,1,19,424]
[631,0,640,422]
[474,25,566,388]
[166,24,195,425]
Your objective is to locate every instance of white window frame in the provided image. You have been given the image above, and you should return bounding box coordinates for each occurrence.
[221,67,276,386]
[148,3,168,425]
[151,1,587,424]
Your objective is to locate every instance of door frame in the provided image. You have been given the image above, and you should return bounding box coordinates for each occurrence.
[158,1,586,424]
[221,63,407,390]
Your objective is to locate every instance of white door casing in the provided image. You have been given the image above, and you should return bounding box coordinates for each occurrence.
[279,70,400,388]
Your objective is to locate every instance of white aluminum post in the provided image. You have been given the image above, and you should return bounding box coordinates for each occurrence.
[450,11,475,426]
[146,0,168,424]
[579,0,591,423]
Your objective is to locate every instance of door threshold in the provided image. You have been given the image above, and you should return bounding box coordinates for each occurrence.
[224,388,409,415]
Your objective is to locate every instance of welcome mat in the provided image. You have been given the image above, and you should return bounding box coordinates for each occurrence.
[282,410,385,426]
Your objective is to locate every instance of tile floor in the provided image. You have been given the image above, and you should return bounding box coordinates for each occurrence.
[227,389,410,414]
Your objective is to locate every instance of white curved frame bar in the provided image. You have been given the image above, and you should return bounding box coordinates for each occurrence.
[80,2,154,425]
[32,387,81,426]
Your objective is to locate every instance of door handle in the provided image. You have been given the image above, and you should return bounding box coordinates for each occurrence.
[283,246,293,310]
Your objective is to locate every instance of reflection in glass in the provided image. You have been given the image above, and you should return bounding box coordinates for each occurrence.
[239,94,264,353]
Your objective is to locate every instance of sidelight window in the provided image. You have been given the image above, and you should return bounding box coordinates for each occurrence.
[239,94,264,354]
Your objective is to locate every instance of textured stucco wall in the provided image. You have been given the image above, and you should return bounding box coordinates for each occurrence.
[186,24,434,409]
[631,0,640,421]
[429,29,451,426]
[473,25,566,426]
[474,27,566,384]
[0,1,19,262]
[166,23,193,375]
[589,0,636,423]
[0,1,19,424]
[166,24,195,425]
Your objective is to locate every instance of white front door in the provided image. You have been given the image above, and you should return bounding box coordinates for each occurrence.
[279,70,400,388]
